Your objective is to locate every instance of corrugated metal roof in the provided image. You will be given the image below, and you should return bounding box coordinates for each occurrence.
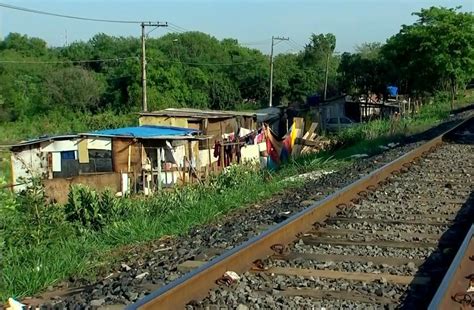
[0,135,79,149]
[87,125,199,138]
[140,108,258,119]
[2,126,205,149]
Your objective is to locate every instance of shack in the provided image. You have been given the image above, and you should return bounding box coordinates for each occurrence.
[139,108,258,146]
[8,125,208,203]
[139,108,266,171]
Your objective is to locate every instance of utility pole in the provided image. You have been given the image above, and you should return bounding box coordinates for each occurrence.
[324,51,330,101]
[269,36,289,107]
[141,21,168,112]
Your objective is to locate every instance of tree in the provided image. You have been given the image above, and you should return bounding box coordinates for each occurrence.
[338,52,385,97]
[302,33,338,100]
[382,7,474,108]
[354,42,382,60]
[0,33,48,57]
[45,67,106,111]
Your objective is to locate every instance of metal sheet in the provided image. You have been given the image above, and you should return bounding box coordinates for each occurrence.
[41,140,78,152]
[52,152,61,172]
[87,137,112,151]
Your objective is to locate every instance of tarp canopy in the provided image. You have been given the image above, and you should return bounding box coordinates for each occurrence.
[88,125,200,138]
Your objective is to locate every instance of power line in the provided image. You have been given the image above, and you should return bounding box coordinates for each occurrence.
[240,39,271,46]
[283,40,302,52]
[0,2,158,24]
[168,22,189,32]
[290,39,306,49]
[0,56,139,64]
[148,57,263,66]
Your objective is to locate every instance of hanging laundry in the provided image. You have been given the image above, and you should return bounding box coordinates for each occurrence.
[263,123,295,169]
[239,127,252,137]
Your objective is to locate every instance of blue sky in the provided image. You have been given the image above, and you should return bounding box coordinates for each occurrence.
[0,0,472,53]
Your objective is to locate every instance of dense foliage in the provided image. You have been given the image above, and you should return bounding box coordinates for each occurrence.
[339,7,474,106]
[0,31,340,126]
[0,7,472,144]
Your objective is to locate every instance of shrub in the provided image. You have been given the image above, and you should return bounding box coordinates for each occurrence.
[64,185,132,232]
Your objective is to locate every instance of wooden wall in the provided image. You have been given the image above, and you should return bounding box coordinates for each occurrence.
[44,173,120,204]
[112,138,142,173]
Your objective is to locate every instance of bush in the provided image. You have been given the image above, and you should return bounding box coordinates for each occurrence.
[65,185,127,231]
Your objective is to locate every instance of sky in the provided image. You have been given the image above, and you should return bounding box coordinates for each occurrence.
[0,0,472,54]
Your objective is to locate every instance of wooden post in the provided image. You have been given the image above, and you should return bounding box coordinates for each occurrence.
[207,137,211,177]
[408,97,411,116]
[188,141,193,184]
[127,144,131,173]
[219,122,224,169]
[291,117,305,158]
[150,148,155,193]
[157,148,162,191]
[181,156,186,185]
[237,140,241,164]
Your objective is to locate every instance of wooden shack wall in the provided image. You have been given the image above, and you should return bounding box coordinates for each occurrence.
[44,173,120,204]
[139,115,188,128]
[112,138,142,173]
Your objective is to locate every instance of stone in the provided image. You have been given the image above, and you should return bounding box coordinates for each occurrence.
[121,263,132,272]
[236,305,249,310]
[135,272,149,280]
[300,200,315,207]
[90,299,105,307]
[126,292,138,301]
[375,288,384,297]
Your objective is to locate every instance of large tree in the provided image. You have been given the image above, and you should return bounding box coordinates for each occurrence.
[45,67,106,111]
[383,7,474,108]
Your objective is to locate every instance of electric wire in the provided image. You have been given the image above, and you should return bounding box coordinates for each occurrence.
[0,2,150,24]
[290,38,306,49]
[148,57,263,66]
[168,22,189,32]
[0,56,139,64]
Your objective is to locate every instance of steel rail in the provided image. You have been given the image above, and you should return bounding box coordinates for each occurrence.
[428,224,474,310]
[128,116,473,310]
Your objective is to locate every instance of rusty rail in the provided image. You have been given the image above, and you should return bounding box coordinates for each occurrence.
[128,116,472,310]
[428,224,474,310]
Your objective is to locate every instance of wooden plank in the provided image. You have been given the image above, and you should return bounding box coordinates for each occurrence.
[272,252,425,266]
[311,227,442,241]
[302,123,318,140]
[301,236,438,249]
[295,138,323,147]
[326,217,449,226]
[266,288,398,304]
[301,132,318,154]
[291,117,305,157]
[256,267,429,285]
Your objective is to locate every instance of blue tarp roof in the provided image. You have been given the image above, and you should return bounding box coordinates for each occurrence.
[89,125,199,138]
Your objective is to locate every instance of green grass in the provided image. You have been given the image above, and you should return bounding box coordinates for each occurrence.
[0,163,328,300]
[0,151,10,182]
[1,93,473,301]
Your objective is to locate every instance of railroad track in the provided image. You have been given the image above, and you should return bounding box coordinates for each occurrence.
[129,116,474,310]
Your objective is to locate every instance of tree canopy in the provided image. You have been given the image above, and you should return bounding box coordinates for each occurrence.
[0,6,472,125]
[338,6,473,107]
